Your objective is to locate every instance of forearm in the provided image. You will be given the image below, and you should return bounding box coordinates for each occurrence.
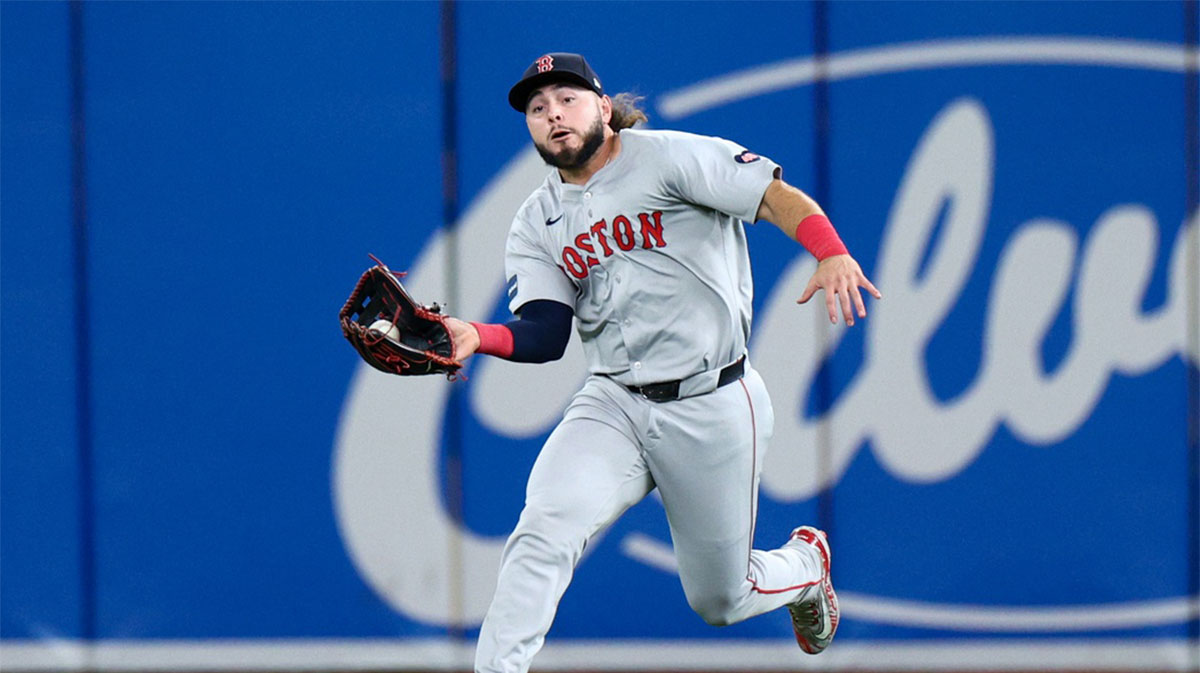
[470,299,573,363]
[758,179,822,231]
[756,179,848,260]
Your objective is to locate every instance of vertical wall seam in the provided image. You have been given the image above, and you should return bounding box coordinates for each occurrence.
[811,0,836,540]
[68,0,96,658]
[1182,1,1199,669]
[438,0,467,644]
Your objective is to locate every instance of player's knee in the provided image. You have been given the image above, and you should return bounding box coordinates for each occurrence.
[687,592,739,627]
[508,508,586,565]
[507,528,577,569]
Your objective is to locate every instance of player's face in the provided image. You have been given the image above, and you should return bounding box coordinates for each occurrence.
[525,84,606,170]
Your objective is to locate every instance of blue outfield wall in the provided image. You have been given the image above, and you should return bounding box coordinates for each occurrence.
[1,1,1197,671]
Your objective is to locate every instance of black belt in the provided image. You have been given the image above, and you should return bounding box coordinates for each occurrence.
[623,356,745,402]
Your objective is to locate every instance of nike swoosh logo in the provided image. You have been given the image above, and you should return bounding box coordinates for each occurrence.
[545,214,563,226]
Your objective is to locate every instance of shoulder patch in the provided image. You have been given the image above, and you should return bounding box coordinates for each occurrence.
[734,150,761,164]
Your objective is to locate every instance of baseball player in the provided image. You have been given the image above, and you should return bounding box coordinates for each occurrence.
[442,53,881,673]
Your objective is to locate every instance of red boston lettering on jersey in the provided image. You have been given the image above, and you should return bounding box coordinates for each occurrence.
[574,232,600,267]
[536,55,554,73]
[561,247,588,278]
[638,211,665,248]
[557,210,667,281]
[612,215,636,251]
[590,220,615,256]
[574,232,595,255]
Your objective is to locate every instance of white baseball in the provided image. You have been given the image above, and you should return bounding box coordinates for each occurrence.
[369,319,401,342]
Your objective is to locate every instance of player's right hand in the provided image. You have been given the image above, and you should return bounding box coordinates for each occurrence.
[797,254,882,326]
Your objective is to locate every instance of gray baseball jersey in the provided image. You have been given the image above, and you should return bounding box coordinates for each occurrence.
[504,128,781,385]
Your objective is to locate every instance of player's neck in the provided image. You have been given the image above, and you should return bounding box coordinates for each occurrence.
[559,132,620,186]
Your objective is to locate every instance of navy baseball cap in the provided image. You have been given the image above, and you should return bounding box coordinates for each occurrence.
[508,52,604,112]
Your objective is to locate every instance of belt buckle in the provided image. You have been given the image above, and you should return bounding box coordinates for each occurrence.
[640,381,680,402]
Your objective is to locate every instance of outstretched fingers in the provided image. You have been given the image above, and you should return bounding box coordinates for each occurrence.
[851,285,867,319]
[796,274,844,324]
[797,256,882,326]
[861,276,883,301]
[840,281,856,326]
[797,278,820,305]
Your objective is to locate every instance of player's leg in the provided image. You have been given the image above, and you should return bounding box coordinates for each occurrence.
[475,378,654,673]
[644,366,826,627]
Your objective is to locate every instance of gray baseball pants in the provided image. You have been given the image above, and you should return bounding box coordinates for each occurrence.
[474,365,825,673]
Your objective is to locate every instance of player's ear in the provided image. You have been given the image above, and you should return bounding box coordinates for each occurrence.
[599,94,612,124]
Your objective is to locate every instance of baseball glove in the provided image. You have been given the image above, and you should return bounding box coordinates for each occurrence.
[339,255,461,378]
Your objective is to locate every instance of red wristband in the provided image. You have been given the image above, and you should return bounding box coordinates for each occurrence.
[470,322,514,358]
[794,213,849,261]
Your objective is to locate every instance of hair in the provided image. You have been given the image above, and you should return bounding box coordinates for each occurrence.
[608,92,648,131]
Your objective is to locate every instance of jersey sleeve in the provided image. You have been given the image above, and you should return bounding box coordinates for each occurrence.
[663,133,782,223]
[504,217,578,315]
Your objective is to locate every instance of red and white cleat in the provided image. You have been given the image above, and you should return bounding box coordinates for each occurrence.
[786,526,839,654]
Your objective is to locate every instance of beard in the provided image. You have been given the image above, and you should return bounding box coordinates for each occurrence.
[534,115,606,170]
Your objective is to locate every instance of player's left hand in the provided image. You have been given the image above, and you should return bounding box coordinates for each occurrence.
[797,254,882,326]
[444,317,482,363]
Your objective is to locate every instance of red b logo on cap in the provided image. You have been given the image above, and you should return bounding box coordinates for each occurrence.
[535,55,554,73]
